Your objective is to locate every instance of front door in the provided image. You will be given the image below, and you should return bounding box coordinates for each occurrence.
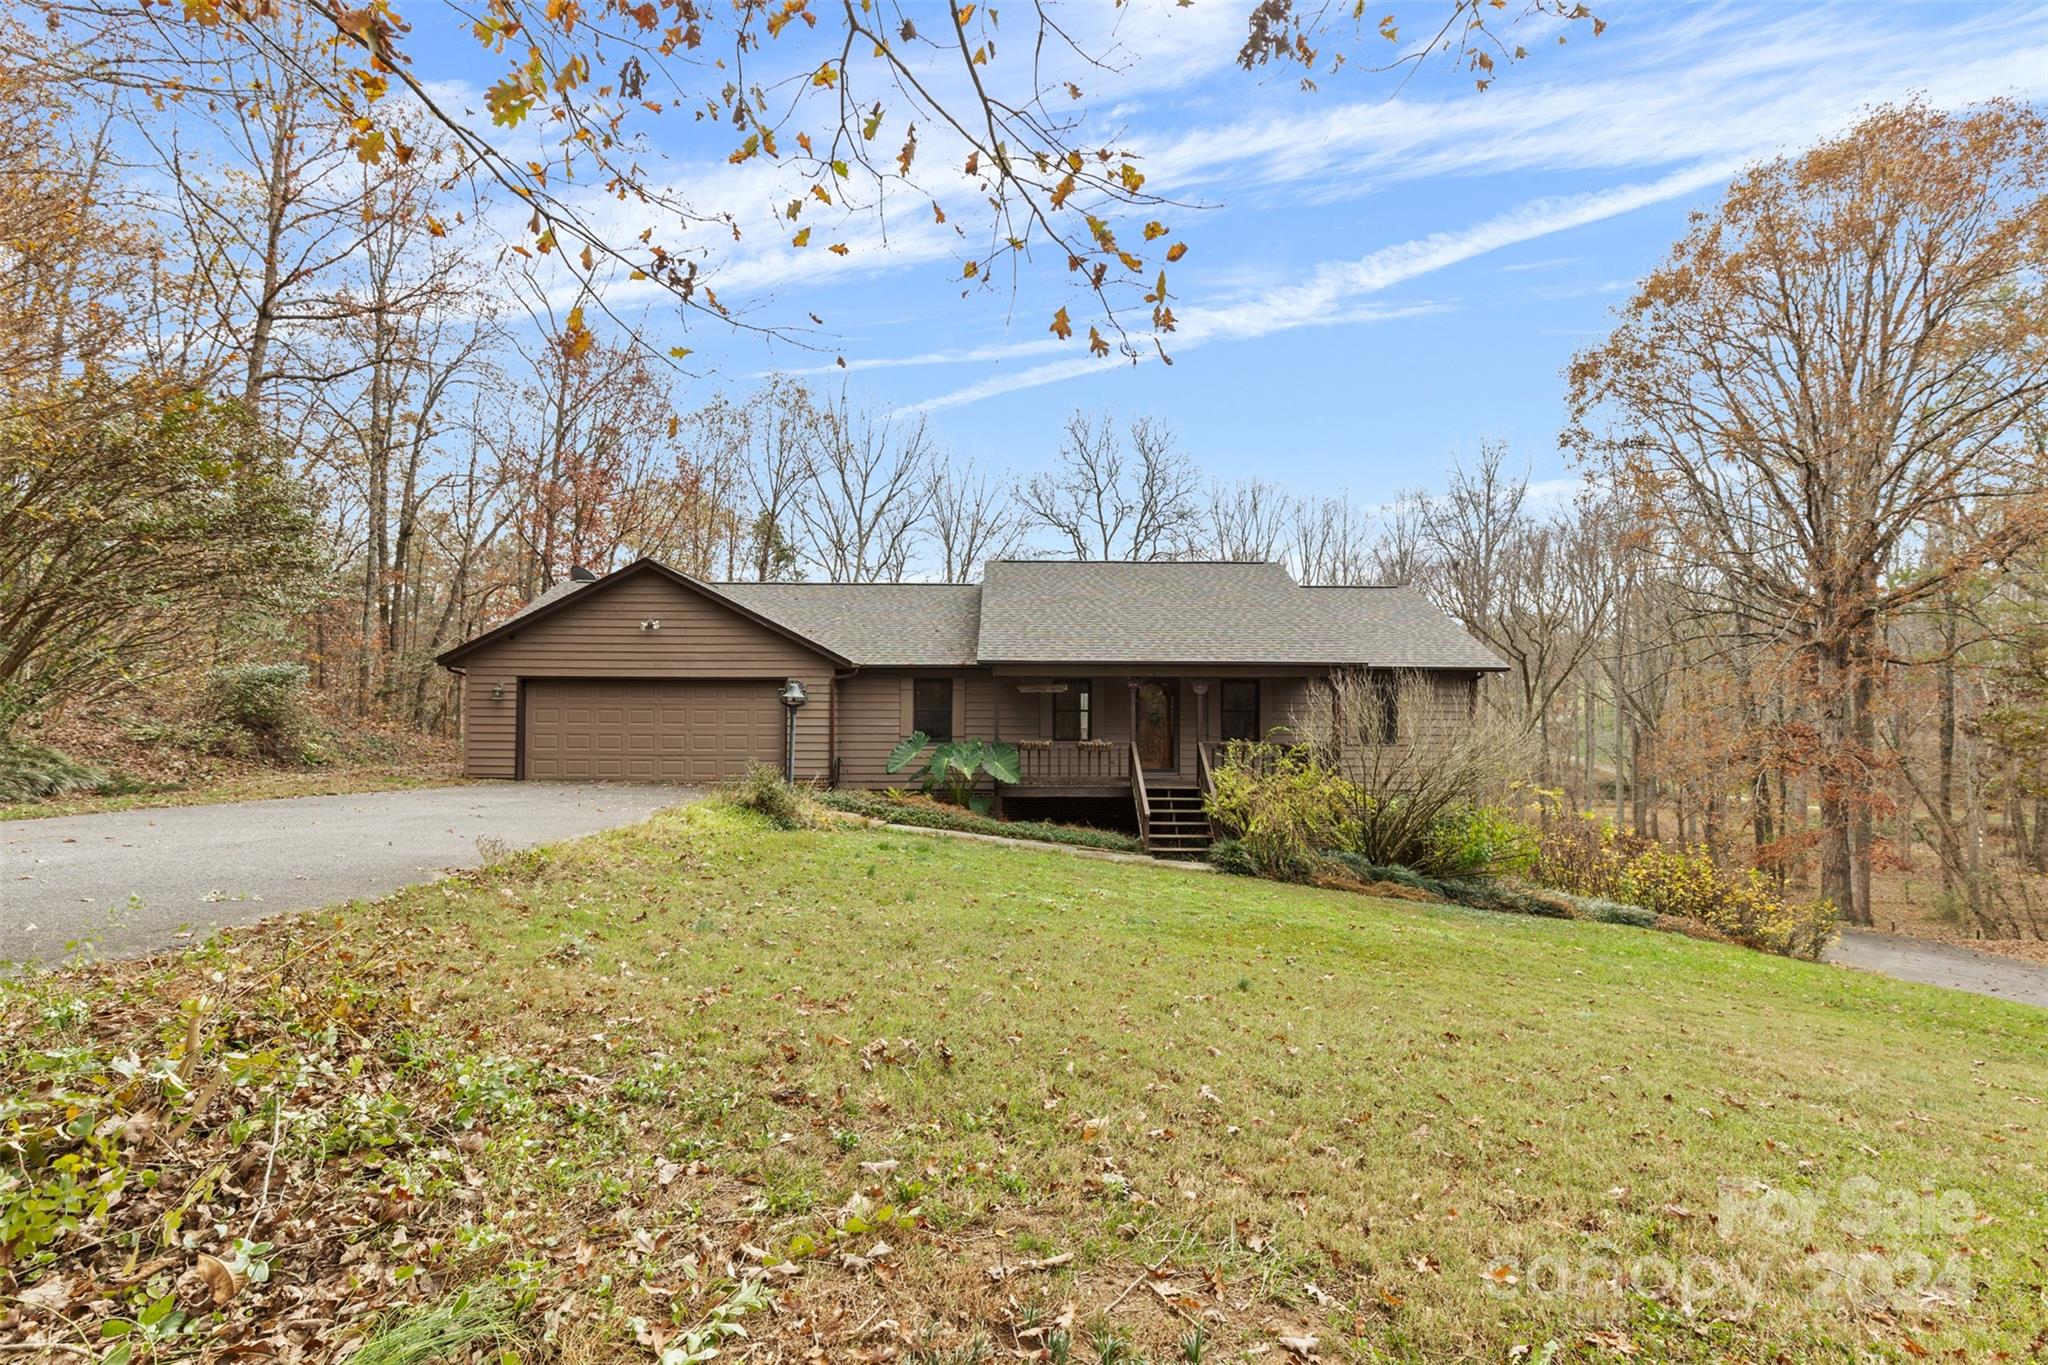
[1134,680,1177,771]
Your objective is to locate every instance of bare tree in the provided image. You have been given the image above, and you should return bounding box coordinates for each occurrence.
[1017,410,1203,561]
[1413,448,1614,769]
[137,16,374,419]
[1366,493,1429,585]
[693,377,819,581]
[793,398,935,582]
[1205,478,1291,561]
[1288,493,1377,585]
[930,458,1019,581]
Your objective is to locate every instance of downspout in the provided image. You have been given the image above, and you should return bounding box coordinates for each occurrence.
[831,666,860,788]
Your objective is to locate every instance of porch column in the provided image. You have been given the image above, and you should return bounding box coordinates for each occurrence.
[1127,678,1139,760]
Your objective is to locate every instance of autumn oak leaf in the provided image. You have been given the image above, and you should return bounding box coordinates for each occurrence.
[560,306,595,359]
[1049,307,1072,340]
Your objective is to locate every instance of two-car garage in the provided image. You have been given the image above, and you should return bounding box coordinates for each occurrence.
[440,562,841,783]
[522,679,786,782]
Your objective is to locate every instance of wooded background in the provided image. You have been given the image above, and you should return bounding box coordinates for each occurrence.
[5,6,2046,937]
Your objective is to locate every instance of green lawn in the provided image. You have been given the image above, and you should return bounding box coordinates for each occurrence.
[4,803,2042,1363]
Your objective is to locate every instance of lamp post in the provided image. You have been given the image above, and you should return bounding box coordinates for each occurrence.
[779,678,809,783]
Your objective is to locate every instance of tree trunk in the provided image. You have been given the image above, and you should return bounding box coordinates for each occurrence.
[1937,611,1957,895]
[1816,638,1860,921]
[1753,767,1774,871]
[242,103,294,414]
[1582,669,1595,812]
[1630,723,1648,837]
[1850,621,1882,925]
[1613,677,1626,827]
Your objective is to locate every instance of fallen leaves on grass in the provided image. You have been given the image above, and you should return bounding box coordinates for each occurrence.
[986,1250,1073,1282]
[0,915,800,1363]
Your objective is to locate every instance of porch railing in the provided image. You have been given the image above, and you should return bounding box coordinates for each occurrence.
[1130,742,1151,852]
[1014,740,1130,787]
[1195,742,1219,842]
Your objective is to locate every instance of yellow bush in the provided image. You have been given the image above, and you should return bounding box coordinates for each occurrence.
[1204,743,1357,879]
[1540,817,1838,960]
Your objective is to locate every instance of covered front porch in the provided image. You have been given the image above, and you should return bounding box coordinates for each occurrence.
[992,668,1317,853]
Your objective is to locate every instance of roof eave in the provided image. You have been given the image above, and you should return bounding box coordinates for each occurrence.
[435,558,853,669]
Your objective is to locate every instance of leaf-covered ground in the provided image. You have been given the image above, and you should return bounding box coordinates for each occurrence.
[0,763,467,822]
[4,803,2043,1363]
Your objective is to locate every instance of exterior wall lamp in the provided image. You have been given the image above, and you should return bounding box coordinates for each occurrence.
[492,681,506,701]
[779,678,809,782]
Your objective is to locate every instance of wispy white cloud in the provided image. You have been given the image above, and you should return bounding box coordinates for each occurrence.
[413,0,2047,393]
[1135,3,2047,203]
[772,334,1074,378]
[897,158,1735,413]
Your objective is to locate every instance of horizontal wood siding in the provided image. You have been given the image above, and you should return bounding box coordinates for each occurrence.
[1395,670,1480,759]
[456,576,832,781]
[835,671,908,789]
[835,669,997,790]
[996,675,1042,741]
[1262,678,1313,744]
[463,670,519,778]
[1274,669,1480,768]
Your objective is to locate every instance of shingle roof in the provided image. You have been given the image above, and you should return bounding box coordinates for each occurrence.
[455,559,1503,672]
[971,560,1505,669]
[1297,584,1508,670]
[975,560,1304,663]
[498,578,587,625]
[709,582,981,667]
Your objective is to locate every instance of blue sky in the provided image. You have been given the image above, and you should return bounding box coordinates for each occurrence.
[420,1,2047,506]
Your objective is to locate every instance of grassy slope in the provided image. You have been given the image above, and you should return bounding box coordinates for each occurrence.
[409,806,2042,1360]
[5,804,2041,1362]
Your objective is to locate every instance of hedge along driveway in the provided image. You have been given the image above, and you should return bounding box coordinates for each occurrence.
[1,782,701,965]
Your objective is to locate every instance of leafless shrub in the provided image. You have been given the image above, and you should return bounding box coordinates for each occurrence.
[1292,669,1536,868]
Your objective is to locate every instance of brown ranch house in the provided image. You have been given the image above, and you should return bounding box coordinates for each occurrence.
[436,558,1505,853]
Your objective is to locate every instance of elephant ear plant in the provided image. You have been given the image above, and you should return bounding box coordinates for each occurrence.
[885,733,1022,814]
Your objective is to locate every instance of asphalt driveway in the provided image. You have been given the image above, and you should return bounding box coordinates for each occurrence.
[2,783,700,965]
[1825,927,2048,1010]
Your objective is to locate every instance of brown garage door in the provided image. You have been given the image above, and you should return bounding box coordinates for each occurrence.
[523,680,783,782]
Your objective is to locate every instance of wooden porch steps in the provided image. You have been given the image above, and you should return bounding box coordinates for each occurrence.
[1144,784,1212,858]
